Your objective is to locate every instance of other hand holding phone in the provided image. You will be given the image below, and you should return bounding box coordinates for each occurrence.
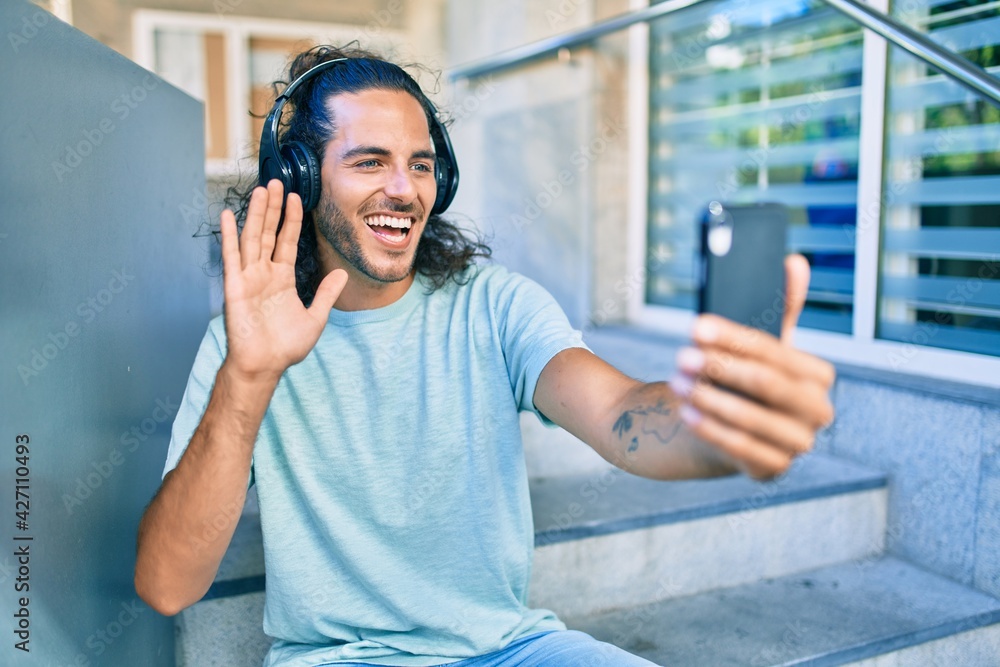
[672,251,837,480]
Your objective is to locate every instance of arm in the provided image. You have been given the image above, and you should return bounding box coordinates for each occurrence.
[533,255,835,481]
[532,349,734,480]
[134,181,348,615]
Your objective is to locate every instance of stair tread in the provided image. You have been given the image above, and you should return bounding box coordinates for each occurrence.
[209,453,885,593]
[531,452,885,546]
[565,556,1000,667]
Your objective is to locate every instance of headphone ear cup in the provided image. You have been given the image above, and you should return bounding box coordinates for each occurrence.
[433,157,452,216]
[428,116,459,215]
[281,141,322,212]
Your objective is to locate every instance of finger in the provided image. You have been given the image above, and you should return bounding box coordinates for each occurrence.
[678,347,835,429]
[678,403,794,480]
[259,181,285,260]
[781,254,810,345]
[677,374,816,456]
[273,192,303,266]
[692,313,835,389]
[241,186,267,269]
[307,269,349,320]
[220,209,242,288]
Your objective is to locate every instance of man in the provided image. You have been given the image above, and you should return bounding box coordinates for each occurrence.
[134,46,834,666]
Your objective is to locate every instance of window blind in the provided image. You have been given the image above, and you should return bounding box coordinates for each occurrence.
[879,0,1000,357]
[647,0,863,334]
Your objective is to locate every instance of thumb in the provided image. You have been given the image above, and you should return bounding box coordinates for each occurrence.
[781,254,810,346]
[307,269,349,321]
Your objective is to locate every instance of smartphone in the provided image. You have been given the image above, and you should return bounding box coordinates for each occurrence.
[697,202,789,337]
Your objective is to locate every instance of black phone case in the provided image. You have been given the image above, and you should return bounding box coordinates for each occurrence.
[697,203,789,337]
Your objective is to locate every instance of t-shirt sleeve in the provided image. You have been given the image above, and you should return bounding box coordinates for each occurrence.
[161,316,254,488]
[491,267,591,428]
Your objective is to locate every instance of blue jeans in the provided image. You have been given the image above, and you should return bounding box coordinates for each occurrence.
[324,630,659,666]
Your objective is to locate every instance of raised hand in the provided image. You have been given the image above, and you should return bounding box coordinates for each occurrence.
[674,254,836,479]
[219,179,348,382]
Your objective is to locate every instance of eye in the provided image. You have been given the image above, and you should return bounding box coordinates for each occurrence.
[356,159,380,169]
[412,162,434,173]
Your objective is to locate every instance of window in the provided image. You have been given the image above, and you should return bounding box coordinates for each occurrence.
[639,0,1000,384]
[645,0,863,334]
[132,10,405,178]
[879,0,1000,357]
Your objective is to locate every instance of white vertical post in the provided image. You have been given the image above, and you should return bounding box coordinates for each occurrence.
[626,0,651,322]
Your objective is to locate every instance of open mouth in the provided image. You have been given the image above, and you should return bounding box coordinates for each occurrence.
[364,214,414,244]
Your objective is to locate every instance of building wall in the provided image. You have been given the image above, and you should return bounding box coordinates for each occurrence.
[447,0,632,329]
[447,0,1000,604]
[71,0,410,61]
[818,377,1000,599]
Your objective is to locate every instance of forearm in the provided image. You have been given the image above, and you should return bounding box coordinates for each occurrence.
[600,380,737,480]
[134,361,280,615]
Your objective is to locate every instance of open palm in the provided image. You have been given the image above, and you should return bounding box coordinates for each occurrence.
[219,179,348,382]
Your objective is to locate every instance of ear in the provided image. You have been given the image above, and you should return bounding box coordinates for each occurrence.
[781,254,811,346]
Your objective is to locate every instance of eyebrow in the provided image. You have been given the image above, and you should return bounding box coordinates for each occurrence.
[341,145,436,161]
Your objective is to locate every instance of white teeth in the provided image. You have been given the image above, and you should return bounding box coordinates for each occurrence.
[366,215,412,229]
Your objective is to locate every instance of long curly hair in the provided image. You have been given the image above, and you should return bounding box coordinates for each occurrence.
[220,44,491,305]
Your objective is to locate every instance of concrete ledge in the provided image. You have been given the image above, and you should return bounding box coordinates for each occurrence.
[530,453,886,546]
[529,488,887,617]
[176,592,270,667]
[566,557,1000,667]
[844,623,1000,667]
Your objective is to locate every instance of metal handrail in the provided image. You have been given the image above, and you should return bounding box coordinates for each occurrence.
[446,0,703,80]
[447,0,1000,108]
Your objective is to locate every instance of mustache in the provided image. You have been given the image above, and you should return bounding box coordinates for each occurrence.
[358,200,424,218]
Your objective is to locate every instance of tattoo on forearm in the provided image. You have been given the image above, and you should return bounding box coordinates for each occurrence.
[612,399,680,452]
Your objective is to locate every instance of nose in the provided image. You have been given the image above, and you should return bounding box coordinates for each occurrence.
[382,162,418,204]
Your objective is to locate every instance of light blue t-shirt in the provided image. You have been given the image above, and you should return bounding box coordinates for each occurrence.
[162,263,590,666]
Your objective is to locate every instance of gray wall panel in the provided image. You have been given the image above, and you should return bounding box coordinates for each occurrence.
[1,2,209,664]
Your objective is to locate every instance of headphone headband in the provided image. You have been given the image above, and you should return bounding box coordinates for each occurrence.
[258,56,459,215]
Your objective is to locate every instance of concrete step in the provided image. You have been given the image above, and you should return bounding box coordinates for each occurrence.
[175,453,887,665]
[565,556,1000,667]
[528,453,886,617]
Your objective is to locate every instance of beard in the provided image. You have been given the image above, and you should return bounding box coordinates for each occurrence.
[313,194,421,284]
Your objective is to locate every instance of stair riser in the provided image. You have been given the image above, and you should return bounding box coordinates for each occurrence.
[529,489,888,618]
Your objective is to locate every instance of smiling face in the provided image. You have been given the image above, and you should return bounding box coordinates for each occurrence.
[313,88,438,295]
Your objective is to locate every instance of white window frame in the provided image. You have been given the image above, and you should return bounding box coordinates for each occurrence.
[625,0,1000,389]
[132,10,406,180]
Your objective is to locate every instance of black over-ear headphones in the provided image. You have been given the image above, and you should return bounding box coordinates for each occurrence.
[258,57,459,215]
